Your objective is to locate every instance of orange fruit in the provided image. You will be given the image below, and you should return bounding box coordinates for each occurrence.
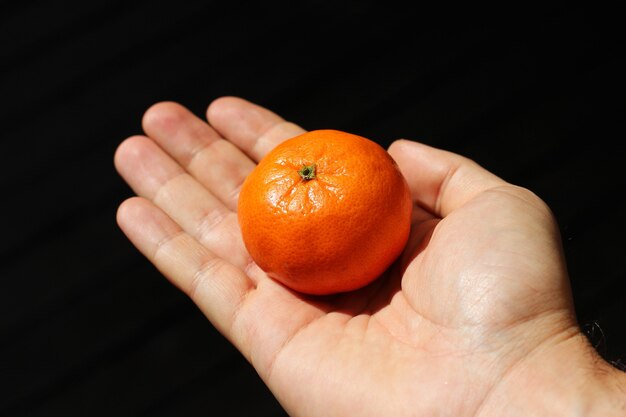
[237,129,412,295]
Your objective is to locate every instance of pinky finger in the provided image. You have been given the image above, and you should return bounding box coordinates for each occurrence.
[116,196,254,343]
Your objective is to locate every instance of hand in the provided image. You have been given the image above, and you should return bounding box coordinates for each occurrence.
[114,97,626,416]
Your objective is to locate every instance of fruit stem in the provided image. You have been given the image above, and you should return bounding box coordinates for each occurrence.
[298,163,317,180]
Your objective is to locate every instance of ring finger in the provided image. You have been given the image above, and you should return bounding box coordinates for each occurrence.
[114,135,248,268]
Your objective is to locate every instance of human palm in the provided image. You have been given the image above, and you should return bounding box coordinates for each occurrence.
[115,97,601,416]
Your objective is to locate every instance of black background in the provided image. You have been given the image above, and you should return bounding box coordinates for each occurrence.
[1,2,624,416]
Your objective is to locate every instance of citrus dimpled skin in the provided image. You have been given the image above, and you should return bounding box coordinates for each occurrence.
[237,129,412,295]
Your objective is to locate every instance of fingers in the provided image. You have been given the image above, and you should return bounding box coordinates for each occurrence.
[116,196,253,343]
[142,101,256,210]
[388,140,506,217]
[114,135,249,269]
[207,96,306,161]
[117,97,306,271]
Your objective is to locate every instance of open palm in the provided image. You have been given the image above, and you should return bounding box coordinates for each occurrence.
[115,97,588,416]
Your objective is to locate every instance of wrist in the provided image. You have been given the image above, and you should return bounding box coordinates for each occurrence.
[479,326,626,417]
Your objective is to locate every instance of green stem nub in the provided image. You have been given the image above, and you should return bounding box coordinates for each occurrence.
[298,163,317,180]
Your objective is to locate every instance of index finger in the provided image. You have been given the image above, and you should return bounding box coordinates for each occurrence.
[206,96,306,161]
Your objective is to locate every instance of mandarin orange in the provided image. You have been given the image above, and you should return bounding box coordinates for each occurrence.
[237,129,412,295]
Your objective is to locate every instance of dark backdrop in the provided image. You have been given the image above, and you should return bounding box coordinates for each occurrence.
[1,2,624,416]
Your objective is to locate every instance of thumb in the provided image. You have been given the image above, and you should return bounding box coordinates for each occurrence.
[388,139,506,218]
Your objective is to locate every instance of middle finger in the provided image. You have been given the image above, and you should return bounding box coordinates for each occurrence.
[142,101,256,211]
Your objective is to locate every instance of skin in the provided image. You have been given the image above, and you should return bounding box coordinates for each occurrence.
[115,97,626,416]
